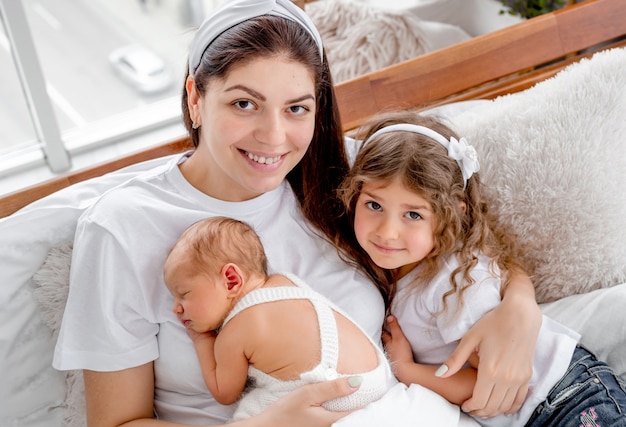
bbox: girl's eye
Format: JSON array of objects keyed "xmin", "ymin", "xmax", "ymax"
[
  {"xmin": 405, "ymin": 211, "xmax": 422, "ymax": 221},
  {"xmin": 234, "ymin": 100, "xmax": 255, "ymax": 111},
  {"xmin": 365, "ymin": 201, "xmax": 382, "ymax": 211},
  {"xmin": 288, "ymin": 105, "xmax": 309, "ymax": 115}
]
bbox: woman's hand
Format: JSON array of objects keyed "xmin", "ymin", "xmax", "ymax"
[
  {"xmin": 240, "ymin": 377, "xmax": 362, "ymax": 427},
  {"xmin": 85, "ymin": 366, "xmax": 361, "ymax": 427},
  {"xmin": 438, "ymin": 272, "xmax": 541, "ymax": 417}
]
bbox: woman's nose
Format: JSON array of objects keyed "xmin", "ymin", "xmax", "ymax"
[{"xmin": 255, "ymin": 111, "xmax": 286, "ymax": 146}]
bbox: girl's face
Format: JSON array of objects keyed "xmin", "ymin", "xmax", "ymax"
[
  {"xmin": 184, "ymin": 56, "xmax": 316, "ymax": 201},
  {"xmin": 354, "ymin": 178, "xmax": 436, "ymax": 278},
  {"xmin": 164, "ymin": 256, "xmax": 230, "ymax": 333}
]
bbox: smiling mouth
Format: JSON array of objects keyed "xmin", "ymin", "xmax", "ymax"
[
  {"xmin": 372, "ymin": 242, "xmax": 402, "ymax": 254},
  {"xmin": 243, "ymin": 150, "xmax": 282, "ymax": 165}
]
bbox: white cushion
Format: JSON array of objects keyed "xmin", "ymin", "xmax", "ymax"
[
  {"xmin": 0, "ymin": 156, "xmax": 173, "ymax": 427},
  {"xmin": 450, "ymin": 46, "xmax": 626, "ymax": 304}
]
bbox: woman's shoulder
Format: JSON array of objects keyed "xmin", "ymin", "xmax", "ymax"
[{"xmin": 79, "ymin": 154, "xmax": 191, "ymax": 224}]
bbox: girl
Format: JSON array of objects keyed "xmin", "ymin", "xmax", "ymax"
[{"xmin": 339, "ymin": 110, "xmax": 626, "ymax": 426}]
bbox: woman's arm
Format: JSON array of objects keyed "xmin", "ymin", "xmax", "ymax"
[
  {"xmin": 382, "ymin": 316, "xmax": 477, "ymax": 405},
  {"xmin": 83, "ymin": 364, "xmax": 361, "ymax": 427},
  {"xmin": 439, "ymin": 269, "xmax": 541, "ymax": 417},
  {"xmin": 84, "ymin": 363, "xmax": 156, "ymax": 427}
]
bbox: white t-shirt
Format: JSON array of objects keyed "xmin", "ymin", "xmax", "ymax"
[
  {"xmin": 391, "ymin": 253, "xmax": 580, "ymax": 427},
  {"xmin": 53, "ymin": 152, "xmax": 384, "ymax": 424}
]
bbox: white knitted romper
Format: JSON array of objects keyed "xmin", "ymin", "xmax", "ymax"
[{"xmin": 228, "ymin": 273, "xmax": 395, "ymax": 421}]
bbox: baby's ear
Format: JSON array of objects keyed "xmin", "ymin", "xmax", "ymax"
[{"xmin": 221, "ymin": 263, "xmax": 244, "ymax": 292}]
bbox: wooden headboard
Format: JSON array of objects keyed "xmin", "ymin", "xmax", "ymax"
[{"xmin": 1, "ymin": 0, "xmax": 625, "ymax": 218}]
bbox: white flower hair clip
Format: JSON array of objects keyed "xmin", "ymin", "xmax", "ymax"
[{"xmin": 362, "ymin": 123, "xmax": 480, "ymax": 189}]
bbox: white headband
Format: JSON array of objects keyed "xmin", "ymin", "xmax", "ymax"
[
  {"xmin": 363, "ymin": 124, "xmax": 480, "ymax": 189},
  {"xmin": 188, "ymin": 0, "xmax": 324, "ymax": 75}
]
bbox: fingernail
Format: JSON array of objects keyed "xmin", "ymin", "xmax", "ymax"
[
  {"xmin": 434, "ymin": 364, "xmax": 448, "ymax": 377},
  {"xmin": 386, "ymin": 315, "xmax": 394, "ymax": 323},
  {"xmin": 347, "ymin": 376, "xmax": 363, "ymax": 388}
]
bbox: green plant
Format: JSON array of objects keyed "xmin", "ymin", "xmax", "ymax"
[{"xmin": 499, "ymin": 0, "xmax": 566, "ymax": 19}]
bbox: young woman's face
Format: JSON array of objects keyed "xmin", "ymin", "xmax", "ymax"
[
  {"xmin": 185, "ymin": 57, "xmax": 316, "ymax": 201},
  {"xmin": 354, "ymin": 178, "xmax": 437, "ymax": 278}
]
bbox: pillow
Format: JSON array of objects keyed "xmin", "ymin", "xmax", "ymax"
[
  {"xmin": 448, "ymin": 47, "xmax": 626, "ymax": 303},
  {"xmin": 305, "ymin": 0, "xmax": 470, "ymax": 83},
  {"xmin": 0, "ymin": 155, "xmax": 175, "ymax": 427},
  {"xmin": 32, "ymin": 241, "xmax": 86, "ymax": 427}
]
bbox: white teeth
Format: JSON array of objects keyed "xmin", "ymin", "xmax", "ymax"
[{"xmin": 246, "ymin": 152, "xmax": 280, "ymax": 165}]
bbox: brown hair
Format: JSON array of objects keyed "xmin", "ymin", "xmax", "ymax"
[
  {"xmin": 337, "ymin": 111, "xmax": 525, "ymax": 311},
  {"xmin": 181, "ymin": 16, "xmax": 348, "ymax": 242},
  {"xmin": 170, "ymin": 217, "xmax": 268, "ymax": 279}
]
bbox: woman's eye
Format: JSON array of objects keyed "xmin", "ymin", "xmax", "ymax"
[
  {"xmin": 406, "ymin": 211, "xmax": 422, "ymax": 220},
  {"xmin": 288, "ymin": 105, "xmax": 309, "ymax": 115},
  {"xmin": 234, "ymin": 100, "xmax": 255, "ymax": 110},
  {"xmin": 365, "ymin": 201, "xmax": 382, "ymax": 211}
]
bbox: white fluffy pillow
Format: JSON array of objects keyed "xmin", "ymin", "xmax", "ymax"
[
  {"xmin": 306, "ymin": 0, "xmax": 469, "ymax": 83},
  {"xmin": 450, "ymin": 47, "xmax": 626, "ymax": 303},
  {"xmin": 32, "ymin": 241, "xmax": 86, "ymax": 427}
]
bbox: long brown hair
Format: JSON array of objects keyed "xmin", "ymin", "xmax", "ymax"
[
  {"xmin": 337, "ymin": 111, "xmax": 525, "ymax": 311},
  {"xmin": 181, "ymin": 16, "xmax": 349, "ymax": 242}
]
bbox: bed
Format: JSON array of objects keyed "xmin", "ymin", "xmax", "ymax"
[{"xmin": 2, "ymin": 0, "xmax": 626, "ymax": 425}]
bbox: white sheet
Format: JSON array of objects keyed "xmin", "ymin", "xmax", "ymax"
[{"xmin": 334, "ymin": 383, "xmax": 480, "ymax": 427}]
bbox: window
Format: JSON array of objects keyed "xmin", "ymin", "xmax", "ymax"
[
  {"xmin": 0, "ymin": 0, "xmax": 218, "ymax": 196},
  {"xmin": 0, "ymin": 15, "xmax": 39, "ymax": 158}
]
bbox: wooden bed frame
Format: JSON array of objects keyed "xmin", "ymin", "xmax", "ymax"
[{"xmin": 1, "ymin": 0, "xmax": 625, "ymax": 218}]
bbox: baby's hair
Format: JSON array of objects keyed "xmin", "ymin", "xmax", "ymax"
[
  {"xmin": 338, "ymin": 110, "xmax": 525, "ymax": 311},
  {"xmin": 171, "ymin": 217, "xmax": 268, "ymax": 279}
]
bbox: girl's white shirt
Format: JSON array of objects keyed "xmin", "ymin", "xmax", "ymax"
[
  {"xmin": 392, "ymin": 252, "xmax": 580, "ymax": 427},
  {"xmin": 53, "ymin": 152, "xmax": 384, "ymax": 424}
]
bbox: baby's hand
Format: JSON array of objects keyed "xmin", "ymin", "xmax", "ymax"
[
  {"xmin": 187, "ymin": 328, "xmax": 217, "ymax": 345},
  {"xmin": 381, "ymin": 315, "xmax": 414, "ymax": 365}
]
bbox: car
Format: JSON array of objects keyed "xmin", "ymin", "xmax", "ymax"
[{"xmin": 108, "ymin": 44, "xmax": 173, "ymax": 95}]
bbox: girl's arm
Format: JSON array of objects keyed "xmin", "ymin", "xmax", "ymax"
[
  {"xmin": 83, "ymin": 365, "xmax": 361, "ymax": 427},
  {"xmin": 188, "ymin": 329, "xmax": 249, "ymax": 405},
  {"xmin": 382, "ymin": 316, "xmax": 476, "ymax": 405},
  {"xmin": 439, "ymin": 269, "xmax": 541, "ymax": 417}
]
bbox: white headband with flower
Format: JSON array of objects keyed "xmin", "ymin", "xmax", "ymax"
[{"xmin": 362, "ymin": 123, "xmax": 480, "ymax": 189}]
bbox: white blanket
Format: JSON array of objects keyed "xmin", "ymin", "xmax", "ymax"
[{"xmin": 334, "ymin": 383, "xmax": 479, "ymax": 427}]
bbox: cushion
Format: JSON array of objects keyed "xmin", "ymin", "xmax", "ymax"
[
  {"xmin": 32, "ymin": 241, "xmax": 85, "ymax": 427},
  {"xmin": 0, "ymin": 155, "xmax": 174, "ymax": 427},
  {"xmin": 448, "ymin": 46, "xmax": 626, "ymax": 303},
  {"xmin": 306, "ymin": 0, "xmax": 470, "ymax": 83}
]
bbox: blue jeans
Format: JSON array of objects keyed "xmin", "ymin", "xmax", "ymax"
[{"xmin": 525, "ymin": 346, "xmax": 626, "ymax": 426}]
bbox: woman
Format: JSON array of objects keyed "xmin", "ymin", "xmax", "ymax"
[{"xmin": 53, "ymin": 0, "xmax": 541, "ymax": 425}]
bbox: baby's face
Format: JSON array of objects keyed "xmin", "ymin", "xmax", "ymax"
[{"xmin": 164, "ymin": 255, "xmax": 227, "ymax": 333}]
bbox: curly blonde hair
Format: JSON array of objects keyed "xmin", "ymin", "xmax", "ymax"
[{"xmin": 337, "ymin": 111, "xmax": 525, "ymax": 313}]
